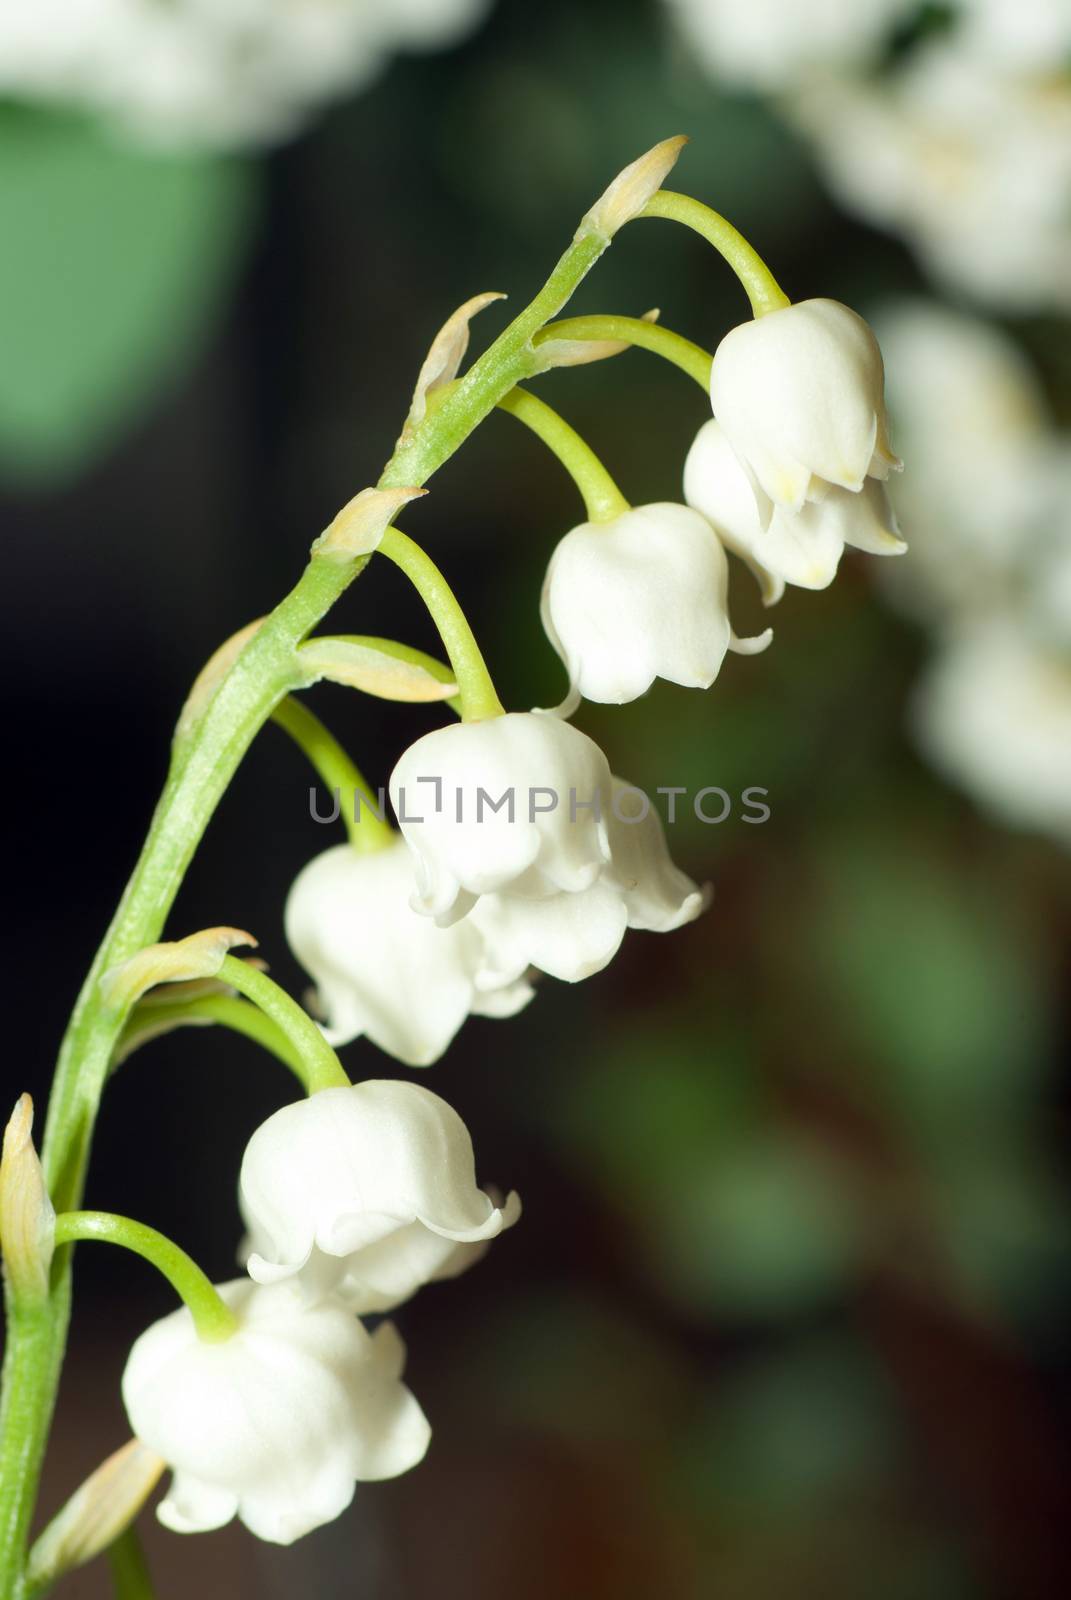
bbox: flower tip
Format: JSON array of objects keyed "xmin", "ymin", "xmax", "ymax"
[
  {"xmin": 0, "ymin": 1093, "xmax": 54, "ymax": 1303},
  {"xmin": 579, "ymin": 134, "xmax": 689, "ymax": 241},
  {"xmin": 729, "ymin": 627, "xmax": 774, "ymax": 657}
]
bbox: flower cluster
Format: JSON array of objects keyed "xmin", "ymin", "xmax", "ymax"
[
  {"xmin": 1, "ymin": 140, "xmax": 911, "ymax": 1584},
  {"xmin": 122, "ymin": 1080, "xmax": 517, "ymax": 1543}
]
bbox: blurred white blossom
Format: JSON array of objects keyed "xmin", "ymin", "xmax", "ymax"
[
  {"xmin": 880, "ymin": 299, "xmax": 1071, "ymax": 847},
  {"xmin": 663, "ymin": 0, "xmax": 911, "ymax": 90},
  {"xmin": 123, "ymin": 1278, "xmax": 429, "ymax": 1544},
  {"xmin": 0, "ymin": 0, "xmax": 490, "ymax": 148},
  {"xmin": 792, "ymin": 44, "xmax": 1071, "ymax": 312},
  {"xmin": 877, "ymin": 301, "xmax": 1070, "ymax": 620},
  {"xmin": 913, "ymin": 619, "xmax": 1071, "ymax": 846}
]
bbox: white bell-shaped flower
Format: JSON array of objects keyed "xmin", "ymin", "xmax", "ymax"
[
  {"xmin": 709, "ymin": 299, "xmax": 900, "ymax": 510},
  {"xmin": 469, "ymin": 777, "xmax": 708, "ymax": 984},
  {"xmin": 122, "ymin": 1278, "xmax": 429, "ymax": 1545},
  {"xmin": 240, "ymin": 1203, "xmax": 492, "ymax": 1315},
  {"xmin": 285, "ymin": 838, "xmax": 533, "ymax": 1067},
  {"xmin": 539, "ymin": 502, "xmax": 771, "ymax": 706},
  {"xmin": 240, "ymin": 1080, "xmax": 520, "ymax": 1287},
  {"xmin": 685, "ymin": 418, "xmax": 905, "ymax": 596},
  {"xmin": 389, "ymin": 711, "xmax": 613, "ymax": 925}
]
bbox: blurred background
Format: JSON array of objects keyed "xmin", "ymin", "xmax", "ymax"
[{"xmin": 1, "ymin": 0, "xmax": 1069, "ymax": 1595}]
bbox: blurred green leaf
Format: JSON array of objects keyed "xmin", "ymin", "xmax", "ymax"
[
  {"xmin": 555, "ymin": 1026, "xmax": 860, "ymax": 1319},
  {"xmin": 813, "ymin": 829, "xmax": 1052, "ymax": 1131},
  {"xmin": 0, "ymin": 108, "xmax": 258, "ymax": 485}
]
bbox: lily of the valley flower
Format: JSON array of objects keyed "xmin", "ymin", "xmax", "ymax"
[
  {"xmin": 684, "ymin": 418, "xmax": 905, "ymax": 598},
  {"xmin": 470, "ymin": 777, "xmax": 707, "ymax": 983},
  {"xmin": 122, "ymin": 1279, "xmax": 429, "ymax": 1545},
  {"xmin": 389, "ymin": 711, "xmax": 613, "ymax": 925},
  {"xmin": 240, "ymin": 1080, "xmax": 519, "ymax": 1290},
  {"xmin": 709, "ymin": 298, "xmax": 900, "ymax": 511},
  {"xmin": 286, "ymin": 837, "xmax": 533, "ymax": 1067},
  {"xmin": 539, "ymin": 502, "xmax": 771, "ymax": 706}
]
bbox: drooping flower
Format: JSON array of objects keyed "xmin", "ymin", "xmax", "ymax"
[
  {"xmin": 684, "ymin": 418, "xmax": 904, "ymax": 598},
  {"xmin": 539, "ymin": 502, "xmax": 771, "ymax": 706},
  {"xmin": 389, "ymin": 711, "xmax": 614, "ymax": 925},
  {"xmin": 709, "ymin": 298, "xmax": 900, "ymax": 511},
  {"xmin": 122, "ymin": 1278, "xmax": 429, "ymax": 1545},
  {"xmin": 285, "ymin": 837, "xmax": 533, "ymax": 1067},
  {"xmin": 469, "ymin": 777, "xmax": 708, "ymax": 983},
  {"xmin": 240, "ymin": 1080, "xmax": 519, "ymax": 1290}
]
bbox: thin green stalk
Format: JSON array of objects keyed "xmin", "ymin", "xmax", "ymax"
[
  {"xmin": 52, "ymin": 1215, "xmax": 236, "ymax": 1343},
  {"xmin": 377, "ymin": 529, "xmax": 504, "ymax": 721},
  {"xmin": 497, "ymin": 388, "xmax": 629, "ymax": 524},
  {"xmin": 534, "ymin": 314, "xmax": 713, "ymax": 390},
  {"xmin": 271, "ymin": 696, "xmax": 392, "ymax": 852},
  {"xmin": 107, "ymin": 1527, "xmax": 155, "ymax": 1600},
  {"xmin": 638, "ymin": 191, "xmax": 789, "ymax": 318},
  {"xmin": 118, "ymin": 994, "xmax": 308, "ymax": 1085},
  {"xmin": 216, "ymin": 957, "xmax": 348, "ymax": 1095}
]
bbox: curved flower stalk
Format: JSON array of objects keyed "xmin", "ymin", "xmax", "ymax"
[
  {"xmin": 0, "ymin": 133, "xmax": 908, "ymax": 1593},
  {"xmin": 122, "ymin": 1280, "xmax": 429, "ymax": 1543}
]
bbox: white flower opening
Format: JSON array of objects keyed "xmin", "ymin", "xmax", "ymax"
[
  {"xmin": 539, "ymin": 502, "xmax": 771, "ymax": 706},
  {"xmin": 684, "ymin": 418, "xmax": 904, "ymax": 598},
  {"xmin": 389, "ymin": 711, "xmax": 614, "ymax": 925},
  {"xmin": 240, "ymin": 1080, "xmax": 520, "ymax": 1289},
  {"xmin": 122, "ymin": 1279, "xmax": 430, "ymax": 1545},
  {"xmin": 709, "ymin": 298, "xmax": 900, "ymax": 512},
  {"xmin": 285, "ymin": 838, "xmax": 533, "ymax": 1067}
]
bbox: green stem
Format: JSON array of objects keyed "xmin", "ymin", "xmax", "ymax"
[
  {"xmin": 118, "ymin": 994, "xmax": 308, "ymax": 1085},
  {"xmin": 52, "ymin": 1214, "xmax": 237, "ymax": 1343},
  {"xmin": 380, "ymin": 227, "xmax": 610, "ymax": 489},
  {"xmin": 216, "ymin": 957, "xmax": 348, "ymax": 1096},
  {"xmin": 107, "ymin": 1526, "xmax": 155, "ymax": 1600},
  {"xmin": 377, "ymin": 529, "xmax": 504, "ymax": 721},
  {"xmin": 0, "ymin": 159, "xmax": 626, "ymax": 1599},
  {"xmin": 271, "ymin": 696, "xmax": 392, "ymax": 853},
  {"xmin": 638, "ymin": 191, "xmax": 789, "ymax": 318},
  {"xmin": 534, "ymin": 314, "xmax": 712, "ymax": 390},
  {"xmin": 497, "ymin": 388, "xmax": 629, "ymax": 524}
]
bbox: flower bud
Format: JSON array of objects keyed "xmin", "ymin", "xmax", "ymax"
[
  {"xmin": 0, "ymin": 1095, "xmax": 54, "ymax": 1304},
  {"xmin": 26, "ymin": 1440, "xmax": 164, "ymax": 1589}
]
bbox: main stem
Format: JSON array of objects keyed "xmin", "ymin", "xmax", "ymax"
[{"xmin": 0, "ymin": 216, "xmax": 614, "ymax": 1598}]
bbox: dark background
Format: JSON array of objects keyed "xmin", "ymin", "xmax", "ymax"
[{"xmin": 2, "ymin": 1, "xmax": 1069, "ymax": 1595}]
